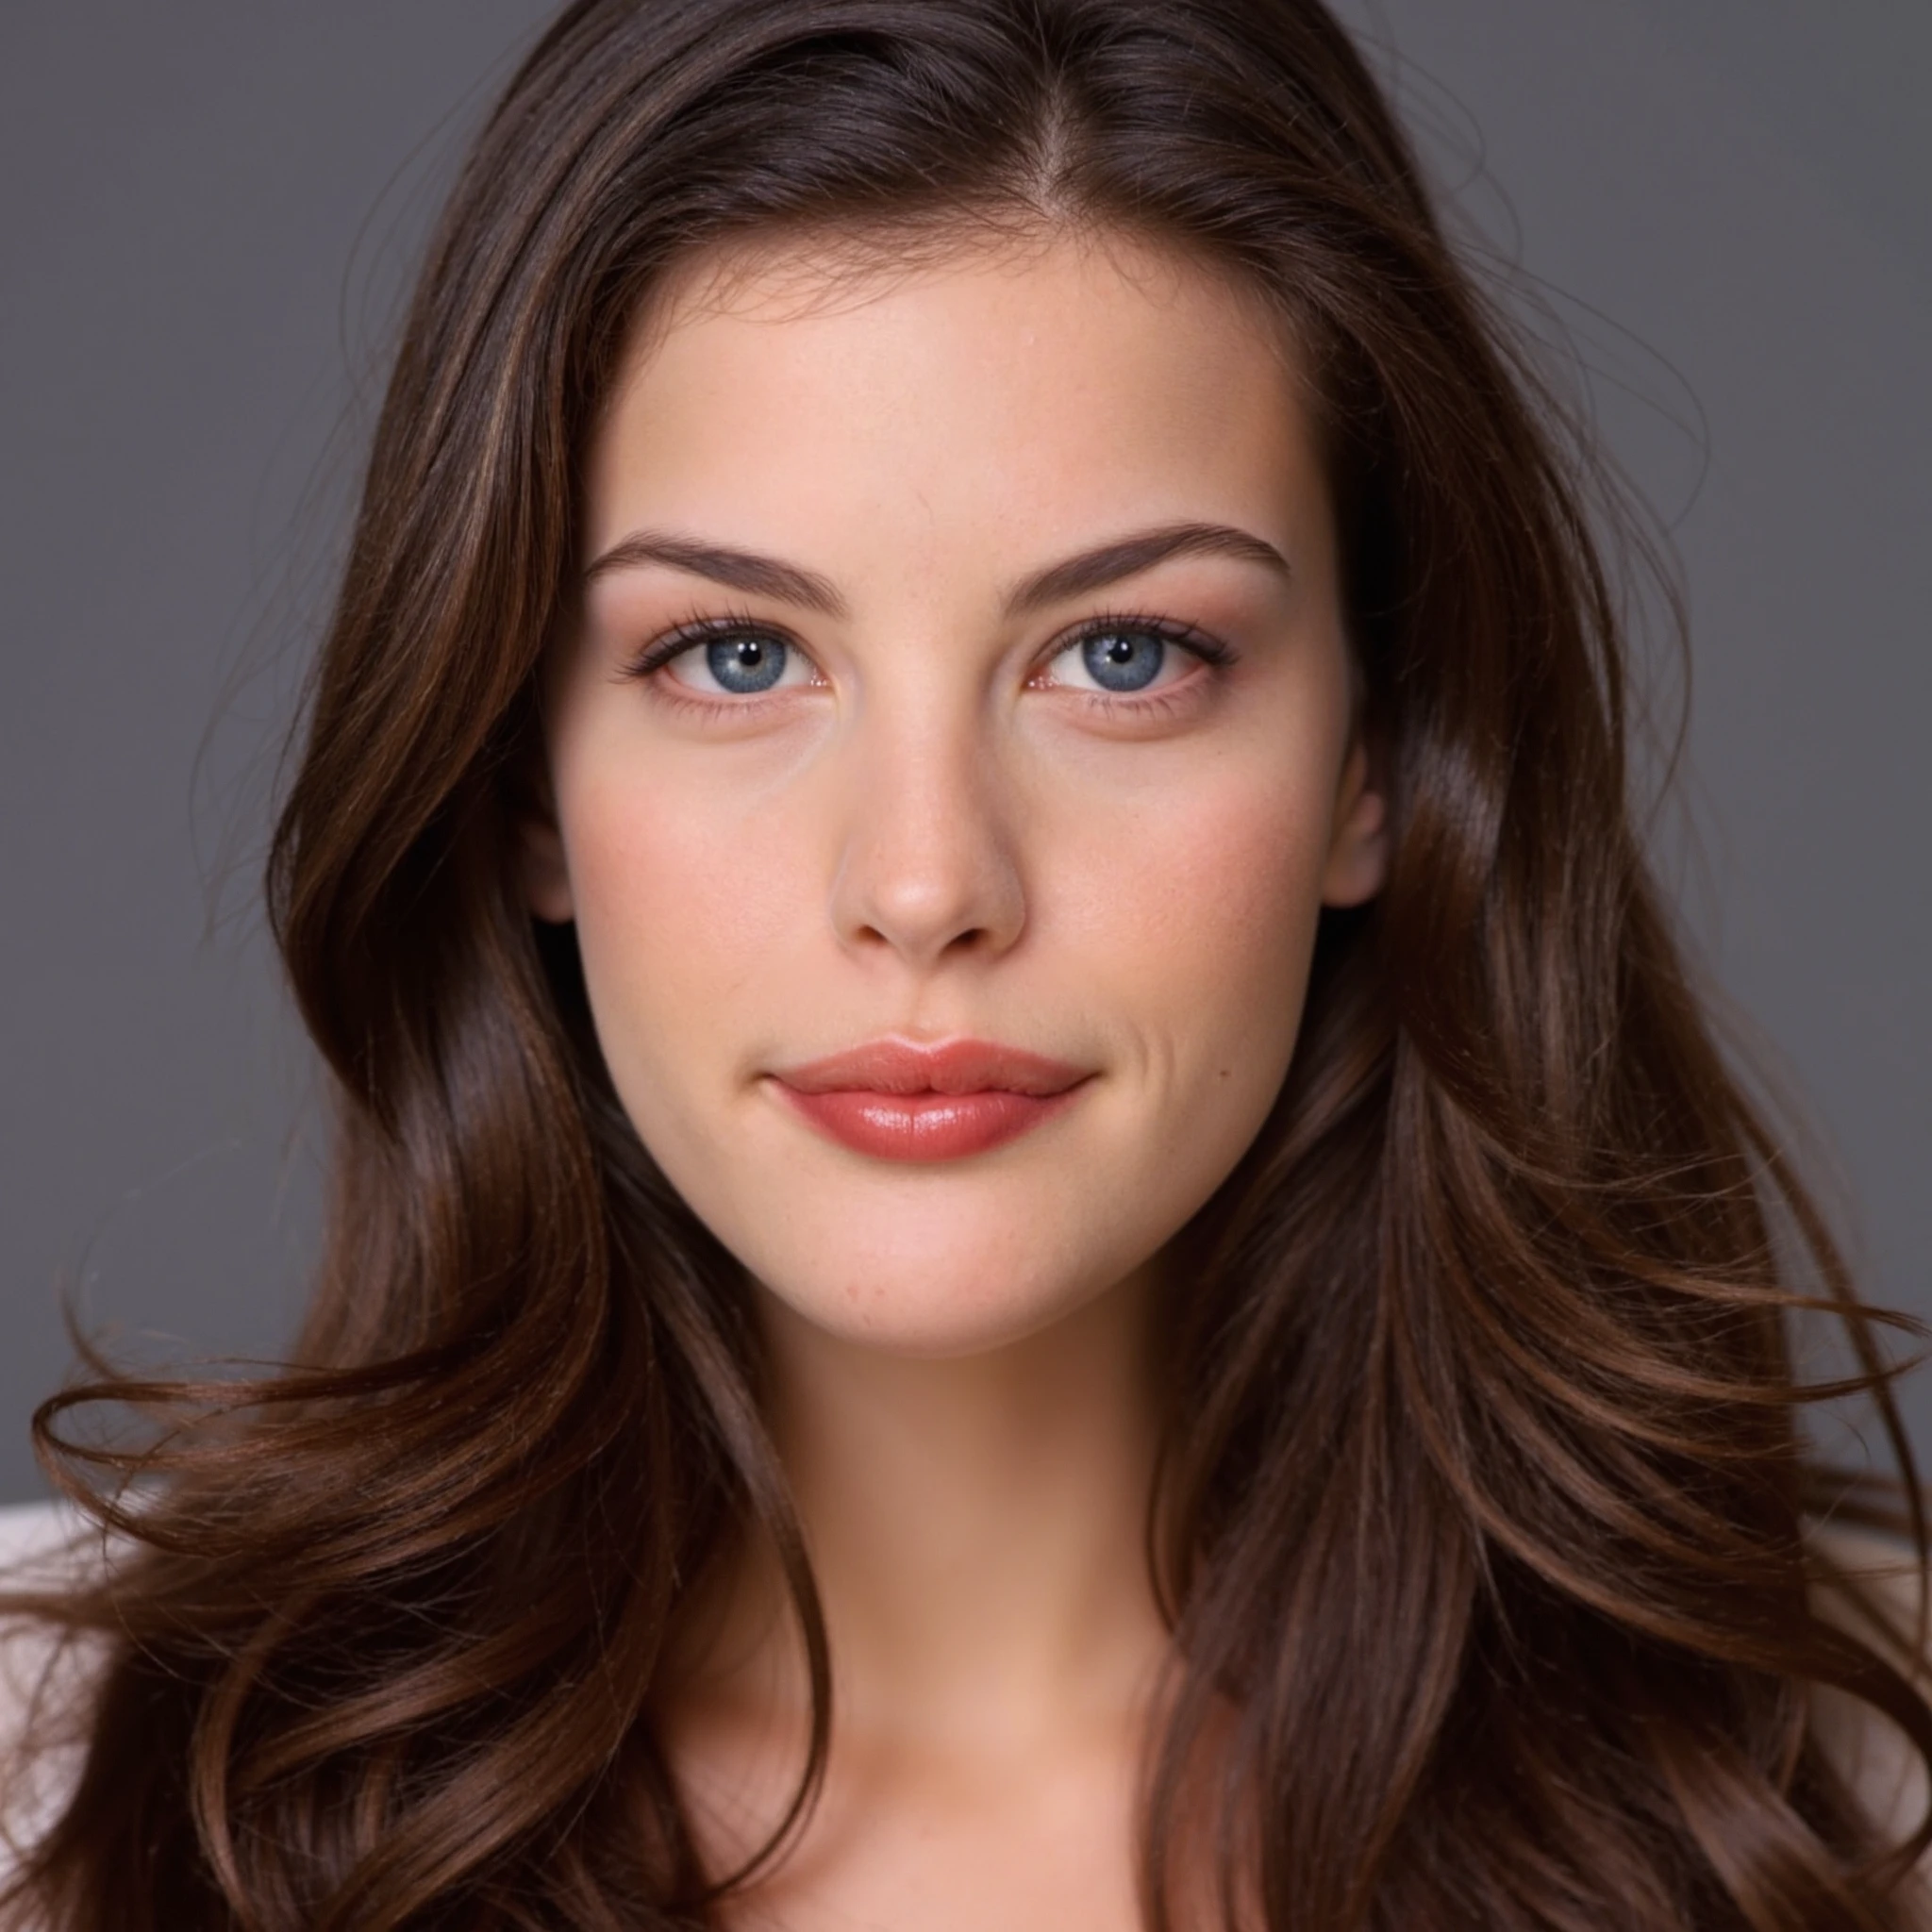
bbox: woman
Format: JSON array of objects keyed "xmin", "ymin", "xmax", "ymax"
[{"xmin": 2, "ymin": 0, "xmax": 1926, "ymax": 1924}]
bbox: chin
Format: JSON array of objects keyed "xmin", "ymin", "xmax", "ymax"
[
  {"xmin": 763, "ymin": 1273, "xmax": 1107, "ymax": 1359},
  {"xmin": 738, "ymin": 1209, "xmax": 1151, "ymax": 1361}
]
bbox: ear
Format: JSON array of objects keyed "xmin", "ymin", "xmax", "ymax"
[
  {"xmin": 1320, "ymin": 737, "xmax": 1391, "ymax": 908},
  {"xmin": 514, "ymin": 767, "xmax": 575, "ymax": 924}
]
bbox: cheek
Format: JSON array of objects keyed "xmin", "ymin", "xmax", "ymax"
[
  {"xmin": 552, "ymin": 754, "xmax": 815, "ymax": 1091},
  {"xmin": 1059, "ymin": 756, "xmax": 1331, "ymax": 1035},
  {"xmin": 1039, "ymin": 742, "xmax": 1339, "ymax": 1178}
]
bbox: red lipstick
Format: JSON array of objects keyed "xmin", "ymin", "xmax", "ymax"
[{"xmin": 769, "ymin": 1039, "xmax": 1091, "ymax": 1162}]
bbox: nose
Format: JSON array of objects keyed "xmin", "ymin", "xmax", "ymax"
[{"xmin": 827, "ymin": 706, "xmax": 1026, "ymax": 969}]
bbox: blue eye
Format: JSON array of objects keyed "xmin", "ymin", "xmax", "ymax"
[
  {"xmin": 643, "ymin": 624, "xmax": 818, "ymax": 697},
  {"xmin": 705, "ymin": 635, "xmax": 789, "ymax": 693},
  {"xmin": 1079, "ymin": 627, "xmax": 1168, "ymax": 692}
]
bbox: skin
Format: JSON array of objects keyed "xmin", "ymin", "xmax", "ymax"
[{"xmin": 525, "ymin": 226, "xmax": 1388, "ymax": 1929}]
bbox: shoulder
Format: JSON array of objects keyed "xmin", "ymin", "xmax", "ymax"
[
  {"xmin": 0, "ymin": 1499, "xmax": 108, "ymax": 1908},
  {"xmin": 0, "ymin": 1502, "xmax": 83, "ymax": 1578},
  {"xmin": 1808, "ymin": 1521, "xmax": 1932, "ymax": 1919}
]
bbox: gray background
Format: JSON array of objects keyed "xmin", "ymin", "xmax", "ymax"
[{"xmin": 1, "ymin": 2, "xmax": 1926, "ymax": 1502}]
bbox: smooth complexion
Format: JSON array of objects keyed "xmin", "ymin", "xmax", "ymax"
[{"xmin": 525, "ymin": 229, "xmax": 1388, "ymax": 1929}]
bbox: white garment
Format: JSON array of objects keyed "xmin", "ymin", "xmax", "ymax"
[
  {"xmin": 0, "ymin": 1498, "xmax": 102, "ymax": 1920},
  {"xmin": 1811, "ymin": 1526, "xmax": 1932, "ymax": 1857}
]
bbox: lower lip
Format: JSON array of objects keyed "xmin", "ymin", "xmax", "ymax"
[{"xmin": 773, "ymin": 1084, "xmax": 1085, "ymax": 1161}]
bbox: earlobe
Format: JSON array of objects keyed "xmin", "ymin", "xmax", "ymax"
[
  {"xmin": 518, "ymin": 812, "xmax": 575, "ymax": 924},
  {"xmin": 1320, "ymin": 741, "xmax": 1391, "ymax": 908}
]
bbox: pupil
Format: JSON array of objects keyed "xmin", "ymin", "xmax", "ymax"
[
  {"xmin": 1082, "ymin": 628, "xmax": 1165, "ymax": 693},
  {"xmin": 706, "ymin": 634, "xmax": 788, "ymax": 694}
]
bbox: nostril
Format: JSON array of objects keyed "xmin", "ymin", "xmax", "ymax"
[{"xmin": 853, "ymin": 917, "xmax": 994, "ymax": 956}]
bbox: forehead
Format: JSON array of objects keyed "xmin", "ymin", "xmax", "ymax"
[{"xmin": 582, "ymin": 225, "xmax": 1330, "ymax": 583}]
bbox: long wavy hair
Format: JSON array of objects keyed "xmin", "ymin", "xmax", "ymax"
[{"xmin": 6, "ymin": 1, "xmax": 1927, "ymax": 1925}]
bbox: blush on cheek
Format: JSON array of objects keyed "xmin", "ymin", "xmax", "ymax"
[
  {"xmin": 561, "ymin": 771, "xmax": 800, "ymax": 1062},
  {"xmin": 1095, "ymin": 770, "xmax": 1333, "ymax": 1000},
  {"xmin": 1109, "ymin": 774, "xmax": 1336, "ymax": 1187}
]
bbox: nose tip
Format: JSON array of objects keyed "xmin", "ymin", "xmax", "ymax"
[
  {"xmin": 843, "ymin": 872, "xmax": 1015, "ymax": 964},
  {"xmin": 829, "ymin": 749, "xmax": 1026, "ymax": 968}
]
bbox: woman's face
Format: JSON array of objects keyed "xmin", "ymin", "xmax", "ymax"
[{"xmin": 531, "ymin": 228, "xmax": 1387, "ymax": 1357}]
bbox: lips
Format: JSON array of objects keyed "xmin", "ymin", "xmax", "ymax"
[{"xmin": 768, "ymin": 1039, "xmax": 1091, "ymax": 1161}]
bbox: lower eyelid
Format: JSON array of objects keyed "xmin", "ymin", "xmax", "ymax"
[
  {"xmin": 1042, "ymin": 644, "xmax": 1208, "ymax": 693},
  {"xmin": 649, "ymin": 660, "xmax": 832, "ymax": 722},
  {"xmin": 659, "ymin": 637, "xmax": 824, "ymax": 693}
]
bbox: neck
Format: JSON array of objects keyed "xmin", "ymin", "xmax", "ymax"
[{"xmin": 692, "ymin": 1268, "xmax": 1172, "ymax": 1757}]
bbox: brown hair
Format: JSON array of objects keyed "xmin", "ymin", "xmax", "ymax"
[{"xmin": 7, "ymin": 1, "xmax": 1928, "ymax": 1925}]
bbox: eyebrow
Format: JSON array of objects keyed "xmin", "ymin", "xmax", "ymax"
[
  {"xmin": 582, "ymin": 529, "xmax": 848, "ymax": 616},
  {"xmin": 580, "ymin": 519, "xmax": 1291, "ymax": 619},
  {"xmin": 1005, "ymin": 521, "xmax": 1291, "ymax": 614}
]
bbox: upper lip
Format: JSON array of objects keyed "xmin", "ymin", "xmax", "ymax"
[{"xmin": 772, "ymin": 1038, "xmax": 1091, "ymax": 1097}]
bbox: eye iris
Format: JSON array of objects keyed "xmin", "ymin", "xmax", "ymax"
[
  {"xmin": 1081, "ymin": 628, "xmax": 1165, "ymax": 693},
  {"xmin": 705, "ymin": 635, "xmax": 787, "ymax": 694}
]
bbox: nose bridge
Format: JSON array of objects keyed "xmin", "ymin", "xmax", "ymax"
[{"xmin": 829, "ymin": 672, "xmax": 1024, "ymax": 966}]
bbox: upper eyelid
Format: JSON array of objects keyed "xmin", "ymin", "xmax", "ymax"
[
  {"xmin": 1036, "ymin": 612, "xmax": 1235, "ymax": 677},
  {"xmin": 622, "ymin": 608, "xmax": 809, "ymax": 680}
]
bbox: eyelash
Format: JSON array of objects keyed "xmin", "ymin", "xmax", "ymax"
[
  {"xmin": 622, "ymin": 607, "xmax": 776, "ymax": 681},
  {"xmin": 619, "ymin": 606, "xmax": 1239, "ymax": 716},
  {"xmin": 1044, "ymin": 608, "xmax": 1238, "ymax": 720}
]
